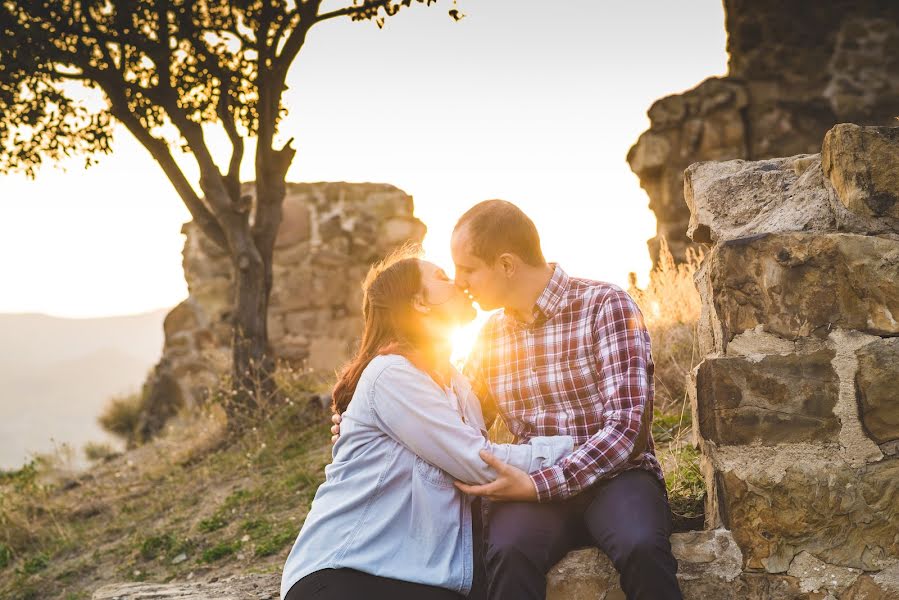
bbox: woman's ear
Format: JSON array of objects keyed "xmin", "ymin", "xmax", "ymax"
[{"xmin": 411, "ymin": 293, "xmax": 431, "ymax": 315}]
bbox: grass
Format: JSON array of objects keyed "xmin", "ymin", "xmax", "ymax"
[
  {"xmin": 0, "ymin": 365, "xmax": 333, "ymax": 599},
  {"xmin": 629, "ymin": 238, "xmax": 705, "ymax": 530}
]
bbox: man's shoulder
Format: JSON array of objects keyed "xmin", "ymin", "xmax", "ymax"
[{"xmin": 565, "ymin": 277, "xmax": 634, "ymax": 310}]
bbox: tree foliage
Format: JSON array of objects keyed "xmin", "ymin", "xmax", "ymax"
[{"xmin": 0, "ymin": 0, "xmax": 460, "ymax": 418}]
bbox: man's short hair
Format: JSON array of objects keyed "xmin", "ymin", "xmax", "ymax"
[{"xmin": 454, "ymin": 200, "xmax": 546, "ymax": 267}]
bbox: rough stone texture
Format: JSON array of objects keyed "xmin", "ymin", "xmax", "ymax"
[
  {"xmin": 855, "ymin": 338, "xmax": 899, "ymax": 445},
  {"xmin": 628, "ymin": 0, "xmax": 899, "ymax": 266},
  {"xmin": 823, "ymin": 124, "xmax": 899, "ymax": 227},
  {"xmin": 689, "ymin": 123, "xmax": 899, "ymax": 596},
  {"xmin": 683, "ymin": 151, "xmax": 899, "ymax": 245},
  {"xmin": 92, "ymin": 573, "xmax": 280, "ymax": 599},
  {"xmin": 95, "ymin": 531, "xmax": 812, "ymax": 600},
  {"xmin": 711, "ymin": 445, "xmax": 899, "ymax": 573},
  {"xmin": 701, "ymin": 232, "xmax": 899, "ymax": 346},
  {"xmin": 91, "ymin": 532, "xmax": 899, "ymax": 599},
  {"xmin": 153, "ymin": 182, "xmax": 426, "ymax": 407},
  {"xmin": 694, "ymin": 350, "xmax": 840, "ymax": 446}
]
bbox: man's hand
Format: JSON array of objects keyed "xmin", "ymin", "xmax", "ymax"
[
  {"xmin": 330, "ymin": 413, "xmax": 341, "ymax": 444},
  {"xmin": 454, "ymin": 450, "xmax": 539, "ymax": 502}
]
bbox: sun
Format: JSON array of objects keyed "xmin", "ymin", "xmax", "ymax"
[{"xmin": 450, "ymin": 308, "xmax": 493, "ymax": 368}]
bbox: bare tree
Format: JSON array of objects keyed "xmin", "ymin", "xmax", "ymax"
[{"xmin": 0, "ymin": 0, "xmax": 460, "ymax": 419}]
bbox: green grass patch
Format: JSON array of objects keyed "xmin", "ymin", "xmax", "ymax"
[
  {"xmin": 200, "ymin": 541, "xmax": 241, "ymax": 563},
  {"xmin": 20, "ymin": 552, "xmax": 49, "ymax": 575},
  {"xmin": 139, "ymin": 533, "xmax": 175, "ymax": 560},
  {"xmin": 0, "ymin": 543, "xmax": 11, "ymax": 569},
  {"xmin": 240, "ymin": 518, "xmax": 272, "ymax": 538},
  {"xmin": 197, "ymin": 514, "xmax": 228, "ymax": 533},
  {"xmin": 254, "ymin": 528, "xmax": 296, "ymax": 558}
]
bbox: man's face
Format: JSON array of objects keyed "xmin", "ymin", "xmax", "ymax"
[{"xmin": 450, "ymin": 227, "xmax": 507, "ymax": 311}]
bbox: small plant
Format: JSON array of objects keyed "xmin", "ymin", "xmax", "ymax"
[
  {"xmin": 0, "ymin": 543, "xmax": 11, "ymax": 569},
  {"xmin": 139, "ymin": 534, "xmax": 175, "ymax": 561},
  {"xmin": 98, "ymin": 393, "xmax": 143, "ymax": 444},
  {"xmin": 20, "ymin": 552, "xmax": 49, "ymax": 575},
  {"xmin": 254, "ymin": 529, "xmax": 295, "ymax": 558},
  {"xmin": 197, "ymin": 514, "xmax": 228, "ymax": 533},
  {"xmin": 239, "ymin": 519, "xmax": 272, "ymax": 538},
  {"xmin": 83, "ymin": 442, "xmax": 120, "ymax": 462},
  {"xmin": 200, "ymin": 541, "xmax": 240, "ymax": 563}
]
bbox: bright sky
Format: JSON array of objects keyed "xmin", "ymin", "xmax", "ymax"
[{"xmin": 0, "ymin": 0, "xmax": 727, "ymax": 319}]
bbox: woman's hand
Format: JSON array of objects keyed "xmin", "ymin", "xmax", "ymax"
[{"xmin": 330, "ymin": 413, "xmax": 341, "ymax": 444}]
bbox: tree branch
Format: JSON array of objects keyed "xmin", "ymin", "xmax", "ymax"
[{"xmin": 105, "ymin": 84, "xmax": 227, "ymax": 250}]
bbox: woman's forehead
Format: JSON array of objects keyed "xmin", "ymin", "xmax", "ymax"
[{"xmin": 419, "ymin": 260, "xmax": 447, "ymax": 277}]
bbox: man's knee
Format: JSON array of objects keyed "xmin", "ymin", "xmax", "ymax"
[
  {"xmin": 486, "ymin": 507, "xmax": 569, "ymax": 572},
  {"xmin": 613, "ymin": 529, "xmax": 673, "ymax": 571}
]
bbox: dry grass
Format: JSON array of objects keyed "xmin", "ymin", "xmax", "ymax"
[
  {"xmin": 629, "ymin": 238, "xmax": 705, "ymax": 530},
  {"xmin": 0, "ymin": 365, "xmax": 335, "ymax": 600}
]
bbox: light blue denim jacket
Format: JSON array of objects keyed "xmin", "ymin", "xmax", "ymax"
[{"xmin": 280, "ymin": 354, "xmax": 574, "ymax": 597}]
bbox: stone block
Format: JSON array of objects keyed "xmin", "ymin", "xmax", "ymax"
[
  {"xmin": 823, "ymin": 124, "xmax": 899, "ymax": 229},
  {"xmin": 684, "ymin": 155, "xmax": 838, "ymax": 244},
  {"xmin": 709, "ymin": 445, "xmax": 899, "ymax": 572},
  {"xmin": 703, "ymin": 232, "xmax": 899, "ymax": 343},
  {"xmin": 695, "ymin": 350, "xmax": 840, "ymax": 445},
  {"xmin": 856, "ymin": 338, "xmax": 899, "ymax": 445}
]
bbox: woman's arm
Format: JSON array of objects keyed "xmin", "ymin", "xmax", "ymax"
[{"xmin": 367, "ymin": 358, "xmax": 574, "ymax": 485}]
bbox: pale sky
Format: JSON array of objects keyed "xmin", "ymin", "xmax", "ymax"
[{"xmin": 0, "ymin": 0, "xmax": 727, "ymax": 319}]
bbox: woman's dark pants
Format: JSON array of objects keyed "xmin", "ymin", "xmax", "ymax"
[{"xmin": 285, "ymin": 568, "xmax": 466, "ymax": 600}]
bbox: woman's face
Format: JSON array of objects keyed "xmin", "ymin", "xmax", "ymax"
[{"xmin": 417, "ymin": 260, "xmax": 477, "ymax": 327}]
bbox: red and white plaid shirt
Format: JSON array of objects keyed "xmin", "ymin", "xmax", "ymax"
[{"xmin": 465, "ymin": 264, "xmax": 664, "ymax": 502}]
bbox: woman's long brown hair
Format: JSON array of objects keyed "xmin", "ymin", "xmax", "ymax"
[{"xmin": 331, "ymin": 246, "xmax": 430, "ymax": 414}]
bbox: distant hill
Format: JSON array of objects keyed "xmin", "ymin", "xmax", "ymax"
[{"xmin": 0, "ymin": 308, "xmax": 170, "ymax": 470}]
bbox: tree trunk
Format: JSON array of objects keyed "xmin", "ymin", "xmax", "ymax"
[{"xmin": 229, "ymin": 228, "xmax": 273, "ymax": 418}]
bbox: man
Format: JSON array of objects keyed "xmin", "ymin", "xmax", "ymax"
[{"xmin": 334, "ymin": 200, "xmax": 682, "ymax": 600}]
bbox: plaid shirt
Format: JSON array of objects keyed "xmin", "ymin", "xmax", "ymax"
[{"xmin": 464, "ymin": 264, "xmax": 664, "ymax": 502}]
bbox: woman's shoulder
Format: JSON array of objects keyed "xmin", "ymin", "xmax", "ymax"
[{"xmin": 361, "ymin": 353, "xmax": 421, "ymax": 385}]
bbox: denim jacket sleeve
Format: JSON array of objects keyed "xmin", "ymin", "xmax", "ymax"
[{"xmin": 368, "ymin": 358, "xmax": 574, "ymax": 485}]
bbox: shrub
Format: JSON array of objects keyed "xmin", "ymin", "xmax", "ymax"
[
  {"xmin": 83, "ymin": 442, "xmax": 119, "ymax": 462},
  {"xmin": 97, "ymin": 393, "xmax": 143, "ymax": 445}
]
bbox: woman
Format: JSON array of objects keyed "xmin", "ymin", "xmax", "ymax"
[{"xmin": 280, "ymin": 248, "xmax": 574, "ymax": 600}]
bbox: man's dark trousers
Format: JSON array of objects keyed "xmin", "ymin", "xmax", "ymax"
[{"xmin": 483, "ymin": 469, "xmax": 682, "ymax": 600}]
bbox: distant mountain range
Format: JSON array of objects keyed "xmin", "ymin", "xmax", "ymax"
[{"xmin": 0, "ymin": 308, "xmax": 170, "ymax": 470}]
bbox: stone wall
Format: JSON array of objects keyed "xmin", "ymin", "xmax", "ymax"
[
  {"xmin": 627, "ymin": 0, "xmax": 899, "ymax": 266},
  {"xmin": 684, "ymin": 123, "xmax": 899, "ymax": 599},
  {"xmin": 154, "ymin": 182, "xmax": 425, "ymax": 409}
]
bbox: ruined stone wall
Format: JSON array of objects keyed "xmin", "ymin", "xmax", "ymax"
[
  {"xmin": 155, "ymin": 182, "xmax": 425, "ymax": 408},
  {"xmin": 628, "ymin": 0, "xmax": 899, "ymax": 266},
  {"xmin": 683, "ymin": 123, "xmax": 899, "ymax": 599}
]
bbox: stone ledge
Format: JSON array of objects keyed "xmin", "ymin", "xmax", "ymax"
[{"xmin": 92, "ymin": 530, "xmax": 745, "ymax": 600}]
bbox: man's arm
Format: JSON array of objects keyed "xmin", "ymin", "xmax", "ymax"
[{"xmin": 528, "ymin": 290, "xmax": 652, "ymax": 502}]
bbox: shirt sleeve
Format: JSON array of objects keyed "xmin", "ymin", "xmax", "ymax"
[
  {"xmin": 529, "ymin": 290, "xmax": 653, "ymax": 502},
  {"xmin": 368, "ymin": 359, "xmax": 574, "ymax": 485}
]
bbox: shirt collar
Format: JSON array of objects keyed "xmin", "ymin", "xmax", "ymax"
[{"xmin": 532, "ymin": 263, "xmax": 570, "ymax": 321}]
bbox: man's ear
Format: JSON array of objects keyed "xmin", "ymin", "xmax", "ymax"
[{"xmin": 498, "ymin": 253, "xmax": 517, "ymax": 278}]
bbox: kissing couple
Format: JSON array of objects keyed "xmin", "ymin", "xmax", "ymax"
[{"xmin": 279, "ymin": 200, "xmax": 683, "ymax": 600}]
